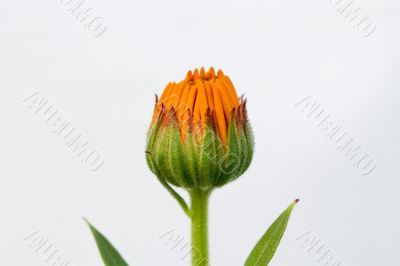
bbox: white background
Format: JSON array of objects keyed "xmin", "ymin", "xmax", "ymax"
[{"xmin": 1, "ymin": 0, "xmax": 399, "ymax": 265}]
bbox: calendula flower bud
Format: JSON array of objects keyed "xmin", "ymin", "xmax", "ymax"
[{"xmin": 146, "ymin": 67, "xmax": 254, "ymax": 190}]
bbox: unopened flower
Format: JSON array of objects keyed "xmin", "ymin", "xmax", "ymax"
[
  {"xmin": 88, "ymin": 68, "xmax": 296, "ymax": 266},
  {"xmin": 146, "ymin": 67, "xmax": 254, "ymax": 190}
]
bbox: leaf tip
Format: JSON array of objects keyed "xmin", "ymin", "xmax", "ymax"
[
  {"xmin": 294, "ymin": 199, "xmax": 300, "ymax": 204},
  {"xmin": 83, "ymin": 217, "xmax": 91, "ymax": 227}
]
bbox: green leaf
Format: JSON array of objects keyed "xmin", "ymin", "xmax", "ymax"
[
  {"xmin": 85, "ymin": 219, "xmax": 129, "ymax": 266},
  {"xmin": 245, "ymin": 199, "xmax": 299, "ymax": 266}
]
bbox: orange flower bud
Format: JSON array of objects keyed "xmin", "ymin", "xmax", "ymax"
[{"xmin": 146, "ymin": 67, "xmax": 253, "ymax": 189}]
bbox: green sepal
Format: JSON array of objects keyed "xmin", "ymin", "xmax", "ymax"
[
  {"xmin": 146, "ymin": 151, "xmax": 191, "ymax": 217},
  {"xmin": 186, "ymin": 131, "xmax": 200, "ymax": 187},
  {"xmin": 242, "ymin": 121, "xmax": 254, "ymax": 173},
  {"xmin": 154, "ymin": 122, "xmax": 181, "ymax": 187},
  {"xmin": 168, "ymin": 116, "xmax": 193, "ymax": 188},
  {"xmin": 198, "ymin": 123, "xmax": 218, "ymax": 189},
  {"xmin": 225, "ymin": 113, "xmax": 241, "ymax": 182},
  {"xmin": 236, "ymin": 124, "xmax": 249, "ymax": 177},
  {"xmin": 146, "ymin": 115, "xmax": 163, "ymax": 174},
  {"xmin": 212, "ymin": 134, "xmax": 226, "ymax": 186}
]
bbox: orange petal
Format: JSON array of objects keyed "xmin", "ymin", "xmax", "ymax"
[
  {"xmin": 193, "ymin": 68, "xmax": 199, "ymax": 80},
  {"xmin": 176, "ymin": 84, "xmax": 191, "ymax": 123},
  {"xmin": 169, "ymin": 81, "xmax": 185, "ymax": 108},
  {"xmin": 208, "ymin": 67, "xmax": 216, "ymax": 78},
  {"xmin": 185, "ymin": 83, "xmax": 198, "ymax": 111},
  {"xmin": 204, "ymin": 81, "xmax": 215, "ymax": 111},
  {"xmin": 205, "ymin": 71, "xmax": 211, "ymax": 80},
  {"xmin": 194, "ymin": 81, "xmax": 209, "ymax": 130},
  {"xmin": 181, "ymin": 84, "xmax": 198, "ymax": 139},
  {"xmin": 200, "ymin": 67, "xmax": 205, "ymax": 78},
  {"xmin": 215, "ymin": 79, "xmax": 234, "ymax": 121},
  {"xmin": 210, "ymin": 79, "xmax": 227, "ymax": 144},
  {"xmin": 158, "ymin": 82, "xmax": 173, "ymax": 105},
  {"xmin": 162, "ymin": 82, "xmax": 177, "ymax": 108},
  {"xmin": 221, "ymin": 76, "xmax": 239, "ymax": 107},
  {"xmin": 184, "ymin": 70, "xmax": 192, "ymax": 83}
]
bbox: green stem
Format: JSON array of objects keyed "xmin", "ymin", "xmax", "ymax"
[{"xmin": 190, "ymin": 189, "xmax": 211, "ymax": 266}]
